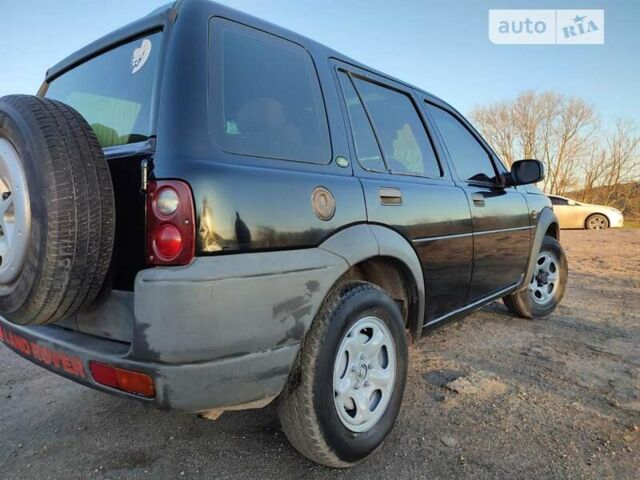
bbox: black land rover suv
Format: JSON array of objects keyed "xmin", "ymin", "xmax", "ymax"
[{"xmin": 0, "ymin": 0, "xmax": 567, "ymax": 467}]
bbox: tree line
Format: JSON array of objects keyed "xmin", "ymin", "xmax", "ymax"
[{"xmin": 471, "ymin": 91, "xmax": 640, "ymax": 211}]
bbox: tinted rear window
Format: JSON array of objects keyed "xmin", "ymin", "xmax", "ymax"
[
  {"xmin": 209, "ymin": 18, "xmax": 331, "ymax": 164},
  {"xmin": 352, "ymin": 77, "xmax": 441, "ymax": 177},
  {"xmin": 45, "ymin": 32, "xmax": 161, "ymax": 148},
  {"xmin": 337, "ymin": 72, "xmax": 385, "ymax": 172}
]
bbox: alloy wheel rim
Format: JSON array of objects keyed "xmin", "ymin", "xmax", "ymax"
[
  {"xmin": 529, "ymin": 251, "xmax": 560, "ymax": 306},
  {"xmin": 0, "ymin": 138, "xmax": 31, "ymax": 284},
  {"xmin": 588, "ymin": 215, "xmax": 607, "ymax": 230},
  {"xmin": 332, "ymin": 315, "xmax": 396, "ymax": 433}
]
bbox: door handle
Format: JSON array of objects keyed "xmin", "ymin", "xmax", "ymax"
[
  {"xmin": 379, "ymin": 187, "xmax": 403, "ymax": 206},
  {"xmin": 472, "ymin": 192, "xmax": 485, "ymax": 207}
]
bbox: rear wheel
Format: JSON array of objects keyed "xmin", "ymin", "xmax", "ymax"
[
  {"xmin": 278, "ymin": 281, "xmax": 408, "ymax": 467},
  {"xmin": 503, "ymin": 235, "xmax": 567, "ymax": 318},
  {"xmin": 0, "ymin": 95, "xmax": 115, "ymax": 325},
  {"xmin": 585, "ymin": 213, "xmax": 608, "ymax": 230}
]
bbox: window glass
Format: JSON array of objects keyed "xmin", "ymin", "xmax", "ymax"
[
  {"xmin": 337, "ymin": 72, "xmax": 385, "ymax": 171},
  {"xmin": 352, "ymin": 78, "xmax": 441, "ymax": 177},
  {"xmin": 46, "ymin": 33, "xmax": 161, "ymax": 148},
  {"xmin": 550, "ymin": 196, "xmax": 569, "ymax": 205},
  {"xmin": 426, "ymin": 104, "xmax": 497, "ymax": 183},
  {"xmin": 210, "ymin": 19, "xmax": 330, "ymax": 164}
]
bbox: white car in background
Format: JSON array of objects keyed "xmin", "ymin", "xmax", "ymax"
[{"xmin": 548, "ymin": 195, "xmax": 624, "ymax": 230}]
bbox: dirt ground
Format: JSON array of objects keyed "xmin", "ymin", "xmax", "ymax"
[{"xmin": 0, "ymin": 229, "xmax": 638, "ymax": 479}]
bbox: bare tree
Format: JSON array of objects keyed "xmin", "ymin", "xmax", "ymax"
[
  {"xmin": 471, "ymin": 91, "xmax": 598, "ymax": 196},
  {"xmin": 600, "ymin": 120, "xmax": 640, "ymax": 202},
  {"xmin": 473, "ymin": 93, "xmax": 640, "ymax": 218},
  {"xmin": 472, "ymin": 100, "xmax": 516, "ymax": 165}
]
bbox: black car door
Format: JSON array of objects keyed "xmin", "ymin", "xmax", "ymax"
[
  {"xmin": 423, "ymin": 101, "xmax": 531, "ymax": 302},
  {"xmin": 331, "ymin": 60, "xmax": 473, "ymax": 324}
]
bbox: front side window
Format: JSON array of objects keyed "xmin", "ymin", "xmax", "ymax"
[
  {"xmin": 46, "ymin": 32, "xmax": 162, "ymax": 148},
  {"xmin": 352, "ymin": 77, "xmax": 441, "ymax": 177},
  {"xmin": 210, "ymin": 18, "xmax": 330, "ymax": 164},
  {"xmin": 426, "ymin": 104, "xmax": 498, "ymax": 184}
]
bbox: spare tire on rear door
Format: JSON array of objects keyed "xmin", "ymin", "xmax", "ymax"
[{"xmin": 0, "ymin": 94, "xmax": 115, "ymax": 325}]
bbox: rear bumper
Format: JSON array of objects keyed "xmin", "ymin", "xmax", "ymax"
[
  {"xmin": 0, "ymin": 318, "xmax": 298, "ymax": 412},
  {"xmin": 0, "ymin": 248, "xmax": 348, "ymax": 412}
]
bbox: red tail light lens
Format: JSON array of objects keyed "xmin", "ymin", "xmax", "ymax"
[
  {"xmin": 154, "ymin": 224, "xmax": 182, "ymax": 258},
  {"xmin": 89, "ymin": 361, "xmax": 155, "ymax": 398},
  {"xmin": 147, "ymin": 180, "xmax": 195, "ymax": 266}
]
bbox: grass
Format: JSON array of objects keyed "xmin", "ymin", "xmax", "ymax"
[{"xmin": 622, "ymin": 220, "xmax": 640, "ymax": 229}]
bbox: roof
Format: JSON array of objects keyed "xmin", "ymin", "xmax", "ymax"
[{"xmin": 44, "ymin": 0, "xmax": 451, "ymax": 108}]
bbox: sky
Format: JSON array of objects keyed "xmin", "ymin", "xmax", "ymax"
[{"xmin": 0, "ymin": 0, "xmax": 638, "ymax": 127}]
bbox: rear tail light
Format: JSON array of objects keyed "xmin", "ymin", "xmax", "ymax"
[
  {"xmin": 146, "ymin": 180, "xmax": 195, "ymax": 266},
  {"xmin": 153, "ymin": 224, "xmax": 182, "ymax": 258},
  {"xmin": 156, "ymin": 187, "xmax": 180, "ymax": 215},
  {"xmin": 89, "ymin": 361, "xmax": 155, "ymax": 398}
]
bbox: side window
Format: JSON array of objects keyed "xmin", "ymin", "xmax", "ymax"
[
  {"xmin": 336, "ymin": 72, "xmax": 385, "ymax": 171},
  {"xmin": 426, "ymin": 104, "xmax": 498, "ymax": 184},
  {"xmin": 210, "ymin": 18, "xmax": 330, "ymax": 164},
  {"xmin": 550, "ymin": 196, "xmax": 569, "ymax": 206},
  {"xmin": 351, "ymin": 77, "xmax": 441, "ymax": 177}
]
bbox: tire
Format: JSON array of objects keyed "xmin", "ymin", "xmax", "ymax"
[
  {"xmin": 278, "ymin": 281, "xmax": 408, "ymax": 467},
  {"xmin": 585, "ymin": 213, "xmax": 608, "ymax": 230},
  {"xmin": 0, "ymin": 95, "xmax": 115, "ymax": 325},
  {"xmin": 503, "ymin": 235, "xmax": 567, "ymax": 318}
]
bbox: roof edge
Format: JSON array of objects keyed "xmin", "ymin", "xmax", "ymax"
[{"xmin": 45, "ymin": 3, "xmax": 177, "ymax": 83}]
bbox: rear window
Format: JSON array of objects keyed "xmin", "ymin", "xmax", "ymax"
[
  {"xmin": 209, "ymin": 18, "xmax": 331, "ymax": 164},
  {"xmin": 351, "ymin": 77, "xmax": 441, "ymax": 178},
  {"xmin": 45, "ymin": 32, "xmax": 161, "ymax": 148}
]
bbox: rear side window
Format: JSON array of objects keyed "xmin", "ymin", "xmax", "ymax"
[
  {"xmin": 210, "ymin": 18, "xmax": 330, "ymax": 164},
  {"xmin": 351, "ymin": 77, "xmax": 441, "ymax": 177},
  {"xmin": 337, "ymin": 72, "xmax": 385, "ymax": 172},
  {"xmin": 426, "ymin": 104, "xmax": 498, "ymax": 184},
  {"xmin": 45, "ymin": 32, "xmax": 161, "ymax": 148}
]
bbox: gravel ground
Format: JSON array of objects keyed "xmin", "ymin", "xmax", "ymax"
[{"xmin": 0, "ymin": 229, "xmax": 638, "ymax": 479}]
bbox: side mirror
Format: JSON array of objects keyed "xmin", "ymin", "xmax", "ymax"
[{"xmin": 505, "ymin": 159, "xmax": 544, "ymax": 186}]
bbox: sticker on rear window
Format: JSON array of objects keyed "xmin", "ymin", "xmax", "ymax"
[{"xmin": 131, "ymin": 38, "xmax": 152, "ymax": 74}]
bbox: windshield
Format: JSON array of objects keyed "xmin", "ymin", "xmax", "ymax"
[{"xmin": 45, "ymin": 32, "xmax": 162, "ymax": 148}]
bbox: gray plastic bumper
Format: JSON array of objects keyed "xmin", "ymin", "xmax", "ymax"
[{"xmin": 0, "ymin": 248, "xmax": 349, "ymax": 412}]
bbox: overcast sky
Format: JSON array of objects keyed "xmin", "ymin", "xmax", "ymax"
[{"xmin": 1, "ymin": 0, "xmax": 638, "ymax": 126}]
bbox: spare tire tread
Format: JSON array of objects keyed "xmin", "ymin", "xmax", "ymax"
[
  {"xmin": 40, "ymin": 99, "xmax": 93, "ymax": 323},
  {"xmin": 46, "ymin": 99, "xmax": 111, "ymax": 321},
  {"xmin": 58, "ymin": 97, "xmax": 115, "ymax": 315}
]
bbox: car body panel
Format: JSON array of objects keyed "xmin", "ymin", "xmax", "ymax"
[
  {"xmin": 330, "ymin": 60, "xmax": 475, "ymax": 323},
  {"xmin": 418, "ymin": 94, "xmax": 533, "ymax": 306}
]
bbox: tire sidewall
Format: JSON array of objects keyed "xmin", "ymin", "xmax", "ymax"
[
  {"xmin": 0, "ymin": 106, "xmax": 48, "ymax": 314},
  {"xmin": 313, "ymin": 285, "xmax": 408, "ymax": 464}
]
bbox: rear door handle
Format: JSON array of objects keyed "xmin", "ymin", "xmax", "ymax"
[
  {"xmin": 379, "ymin": 187, "xmax": 403, "ymax": 206},
  {"xmin": 472, "ymin": 192, "xmax": 485, "ymax": 207}
]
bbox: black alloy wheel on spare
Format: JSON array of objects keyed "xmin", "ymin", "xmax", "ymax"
[{"xmin": 0, "ymin": 94, "xmax": 115, "ymax": 325}]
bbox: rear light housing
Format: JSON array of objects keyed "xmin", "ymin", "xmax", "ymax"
[
  {"xmin": 146, "ymin": 180, "xmax": 195, "ymax": 266},
  {"xmin": 89, "ymin": 361, "xmax": 155, "ymax": 398}
]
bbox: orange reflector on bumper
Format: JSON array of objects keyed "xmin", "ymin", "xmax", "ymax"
[{"xmin": 89, "ymin": 361, "xmax": 155, "ymax": 398}]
